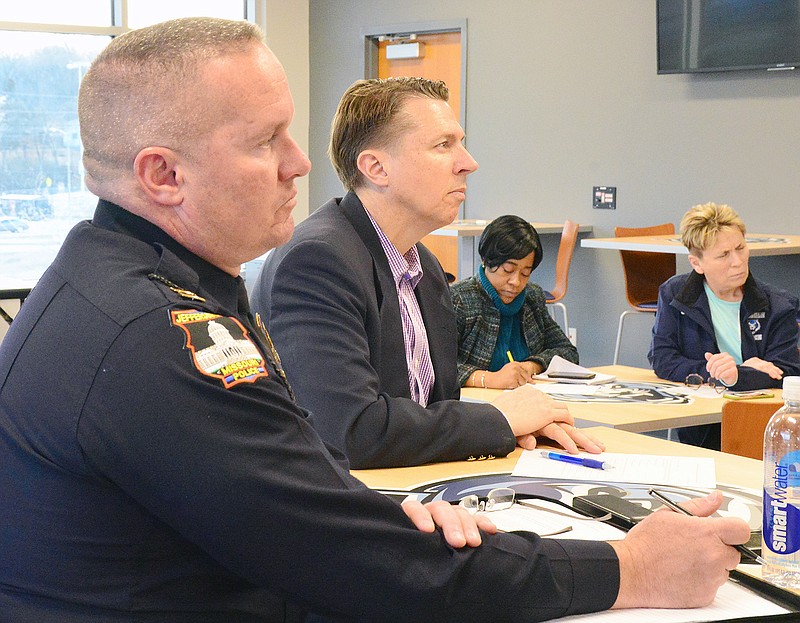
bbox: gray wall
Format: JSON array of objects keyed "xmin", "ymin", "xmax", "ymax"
[{"xmin": 308, "ymin": 0, "xmax": 800, "ymax": 367}]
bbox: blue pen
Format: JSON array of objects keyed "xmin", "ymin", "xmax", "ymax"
[{"xmin": 539, "ymin": 450, "xmax": 613, "ymax": 470}]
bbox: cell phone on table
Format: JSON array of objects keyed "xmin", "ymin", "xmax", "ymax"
[
  {"xmin": 723, "ymin": 389, "xmax": 775, "ymax": 400},
  {"xmin": 572, "ymin": 494, "xmax": 652, "ymax": 531},
  {"xmin": 546, "ymin": 371, "xmax": 596, "ymax": 380}
]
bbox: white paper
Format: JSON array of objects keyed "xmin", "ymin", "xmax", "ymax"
[
  {"xmin": 558, "ymin": 579, "xmax": 789, "ymax": 622},
  {"xmin": 531, "ymin": 356, "xmax": 616, "ymax": 385},
  {"xmin": 664, "ymin": 385, "xmax": 723, "ymax": 399},
  {"xmin": 486, "ymin": 500, "xmax": 627, "ymax": 541},
  {"xmin": 512, "ymin": 451, "xmax": 717, "ymax": 488}
]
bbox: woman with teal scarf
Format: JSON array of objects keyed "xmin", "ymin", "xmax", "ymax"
[{"xmin": 451, "ymin": 215, "xmax": 579, "ymax": 389}]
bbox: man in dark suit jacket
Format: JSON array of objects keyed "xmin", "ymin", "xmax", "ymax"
[{"xmin": 252, "ymin": 77, "xmax": 601, "ymax": 468}]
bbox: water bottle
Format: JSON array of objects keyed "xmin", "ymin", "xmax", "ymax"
[{"xmin": 762, "ymin": 376, "xmax": 800, "ymax": 587}]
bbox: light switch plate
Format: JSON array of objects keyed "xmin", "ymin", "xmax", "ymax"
[{"xmin": 593, "ymin": 186, "xmax": 616, "ymax": 209}]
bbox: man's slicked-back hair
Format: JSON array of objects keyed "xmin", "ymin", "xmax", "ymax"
[{"xmin": 328, "ymin": 76, "xmax": 449, "ymax": 191}]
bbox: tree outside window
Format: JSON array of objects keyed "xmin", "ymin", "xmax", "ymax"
[{"xmin": 0, "ymin": 33, "xmax": 108, "ymax": 281}]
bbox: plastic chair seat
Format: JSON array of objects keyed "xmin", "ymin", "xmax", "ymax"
[{"xmin": 612, "ymin": 223, "xmax": 676, "ymax": 365}]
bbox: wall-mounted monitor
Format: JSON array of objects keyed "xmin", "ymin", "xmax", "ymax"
[{"xmin": 657, "ymin": 0, "xmax": 800, "ymax": 74}]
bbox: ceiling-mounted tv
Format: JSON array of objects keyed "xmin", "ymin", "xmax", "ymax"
[{"xmin": 657, "ymin": 0, "xmax": 800, "ymax": 74}]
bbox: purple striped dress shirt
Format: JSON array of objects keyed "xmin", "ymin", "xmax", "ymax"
[{"xmin": 364, "ymin": 208, "xmax": 435, "ymax": 406}]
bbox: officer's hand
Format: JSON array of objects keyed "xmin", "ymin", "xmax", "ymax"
[
  {"xmin": 401, "ymin": 499, "xmax": 497, "ymax": 548},
  {"xmin": 611, "ymin": 491, "xmax": 750, "ymax": 609}
]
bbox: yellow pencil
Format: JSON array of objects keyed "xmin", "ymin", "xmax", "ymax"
[{"xmin": 507, "ymin": 350, "xmax": 514, "ymax": 363}]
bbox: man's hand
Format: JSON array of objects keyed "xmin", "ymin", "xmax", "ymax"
[
  {"xmin": 705, "ymin": 352, "xmax": 738, "ymax": 386},
  {"xmin": 492, "ymin": 384, "xmax": 572, "ymax": 435},
  {"xmin": 517, "ymin": 422, "xmax": 605, "ymax": 454},
  {"xmin": 401, "ymin": 499, "xmax": 498, "ymax": 548},
  {"xmin": 492, "ymin": 385, "xmax": 603, "ymax": 454},
  {"xmin": 611, "ymin": 491, "xmax": 751, "ymax": 609},
  {"xmin": 742, "ymin": 357, "xmax": 784, "ymax": 380}
]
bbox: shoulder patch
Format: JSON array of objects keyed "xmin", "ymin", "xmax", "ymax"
[{"xmin": 170, "ymin": 309, "xmax": 269, "ymax": 389}]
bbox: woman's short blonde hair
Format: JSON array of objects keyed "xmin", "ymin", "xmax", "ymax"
[{"xmin": 679, "ymin": 202, "xmax": 746, "ymax": 256}]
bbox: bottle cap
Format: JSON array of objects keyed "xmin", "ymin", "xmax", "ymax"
[{"xmin": 783, "ymin": 376, "xmax": 800, "ymax": 400}]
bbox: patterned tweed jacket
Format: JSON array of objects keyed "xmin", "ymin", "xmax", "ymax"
[{"xmin": 450, "ymin": 276, "xmax": 579, "ymax": 386}]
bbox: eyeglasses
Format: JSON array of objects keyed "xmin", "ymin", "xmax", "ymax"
[
  {"xmin": 684, "ymin": 373, "xmax": 725, "ymax": 394},
  {"xmin": 454, "ymin": 489, "xmax": 613, "ymax": 522},
  {"xmin": 458, "ymin": 487, "xmax": 516, "ymax": 514},
  {"xmin": 450, "ymin": 489, "xmax": 615, "ymax": 538}
]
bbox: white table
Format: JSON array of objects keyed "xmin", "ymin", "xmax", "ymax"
[{"xmin": 581, "ymin": 233, "xmax": 800, "ymax": 257}]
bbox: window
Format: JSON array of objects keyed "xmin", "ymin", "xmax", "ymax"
[
  {"xmin": 1, "ymin": 1, "xmax": 113, "ymax": 27},
  {"xmin": 0, "ymin": 31, "xmax": 109, "ymax": 281},
  {"xmin": 128, "ymin": 0, "xmax": 248, "ymax": 29},
  {"xmin": 0, "ymin": 1, "xmax": 248, "ymax": 283}
]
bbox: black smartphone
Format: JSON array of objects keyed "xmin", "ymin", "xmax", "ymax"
[
  {"xmin": 546, "ymin": 371, "xmax": 596, "ymax": 380},
  {"xmin": 572, "ymin": 494, "xmax": 653, "ymax": 530}
]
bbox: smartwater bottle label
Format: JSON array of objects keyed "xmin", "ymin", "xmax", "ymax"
[{"xmin": 764, "ymin": 453, "xmax": 800, "ymax": 556}]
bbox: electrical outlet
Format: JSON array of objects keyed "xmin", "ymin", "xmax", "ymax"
[
  {"xmin": 568, "ymin": 327, "xmax": 577, "ymax": 347},
  {"xmin": 593, "ymin": 186, "xmax": 616, "ymax": 209}
]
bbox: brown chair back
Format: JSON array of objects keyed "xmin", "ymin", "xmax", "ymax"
[
  {"xmin": 615, "ymin": 223, "xmax": 677, "ymax": 310},
  {"xmin": 547, "ymin": 220, "xmax": 579, "ymax": 302},
  {"xmin": 721, "ymin": 400, "xmax": 782, "ymax": 459}
]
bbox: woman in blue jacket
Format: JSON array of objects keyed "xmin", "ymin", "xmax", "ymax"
[{"xmin": 649, "ymin": 202, "xmax": 800, "ymax": 448}]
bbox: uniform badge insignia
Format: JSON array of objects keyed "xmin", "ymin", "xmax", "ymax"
[{"xmin": 170, "ymin": 309, "xmax": 269, "ymax": 389}]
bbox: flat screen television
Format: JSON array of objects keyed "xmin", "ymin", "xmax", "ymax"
[{"xmin": 657, "ymin": 0, "xmax": 800, "ymax": 74}]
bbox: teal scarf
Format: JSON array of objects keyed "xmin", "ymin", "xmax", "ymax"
[{"xmin": 478, "ymin": 266, "xmax": 529, "ymax": 371}]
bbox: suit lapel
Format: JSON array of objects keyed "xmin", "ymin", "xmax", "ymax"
[
  {"xmin": 337, "ymin": 193, "xmax": 460, "ymax": 402},
  {"xmin": 338, "ymin": 193, "xmax": 411, "ymax": 398}
]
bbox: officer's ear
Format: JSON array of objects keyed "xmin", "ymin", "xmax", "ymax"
[{"xmin": 133, "ymin": 147, "xmax": 183, "ymax": 206}]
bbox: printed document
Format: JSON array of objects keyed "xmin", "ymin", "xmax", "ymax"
[
  {"xmin": 558, "ymin": 579, "xmax": 789, "ymax": 621},
  {"xmin": 512, "ymin": 451, "xmax": 717, "ymax": 488}
]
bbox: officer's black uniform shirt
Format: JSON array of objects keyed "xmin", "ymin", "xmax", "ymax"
[{"xmin": 0, "ymin": 200, "xmax": 619, "ymax": 622}]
